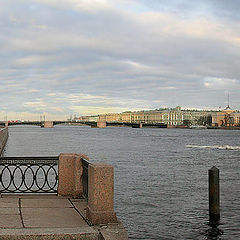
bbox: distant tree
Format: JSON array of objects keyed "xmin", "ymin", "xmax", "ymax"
[
  {"xmin": 224, "ymin": 114, "xmax": 234, "ymax": 126},
  {"xmin": 206, "ymin": 115, "xmax": 212, "ymax": 125},
  {"xmin": 197, "ymin": 116, "xmax": 206, "ymax": 126},
  {"xmin": 183, "ymin": 119, "xmax": 191, "ymax": 126},
  {"xmin": 229, "ymin": 116, "xmax": 234, "ymax": 126},
  {"xmin": 197, "ymin": 115, "xmax": 212, "ymax": 126}
]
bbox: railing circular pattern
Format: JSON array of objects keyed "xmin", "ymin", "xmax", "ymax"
[{"xmin": 0, "ymin": 157, "xmax": 58, "ymax": 193}]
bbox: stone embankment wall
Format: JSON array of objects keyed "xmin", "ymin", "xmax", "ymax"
[
  {"xmin": 57, "ymin": 153, "xmax": 128, "ymax": 239},
  {"xmin": 0, "ymin": 127, "xmax": 8, "ymax": 155}
]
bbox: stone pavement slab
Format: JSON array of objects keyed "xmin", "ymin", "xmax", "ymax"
[
  {"xmin": 71, "ymin": 199, "xmax": 88, "ymax": 219},
  {"xmin": 22, "ymin": 207, "xmax": 89, "ymax": 228},
  {"xmin": 0, "ymin": 198, "xmax": 22, "ymax": 228},
  {"xmin": 0, "ymin": 207, "xmax": 19, "ymax": 215},
  {"xmin": 0, "ymin": 198, "xmax": 19, "ymax": 208},
  {"xmin": 0, "ymin": 214, "xmax": 22, "ymax": 228},
  {"xmin": 21, "ymin": 198, "xmax": 72, "ymax": 208}
]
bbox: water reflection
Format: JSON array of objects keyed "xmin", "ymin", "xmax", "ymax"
[{"xmin": 205, "ymin": 221, "xmax": 224, "ymax": 240}]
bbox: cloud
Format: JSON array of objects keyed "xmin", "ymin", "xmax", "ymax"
[
  {"xmin": 204, "ymin": 77, "xmax": 240, "ymax": 89},
  {"xmin": 29, "ymin": 0, "xmax": 112, "ymax": 13},
  {"xmin": 0, "ymin": 0, "xmax": 240, "ymax": 120},
  {"xmin": 15, "ymin": 55, "xmax": 56, "ymax": 66}
]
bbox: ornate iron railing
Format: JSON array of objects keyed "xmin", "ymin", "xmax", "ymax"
[
  {"xmin": 82, "ymin": 158, "xmax": 89, "ymax": 199},
  {"xmin": 0, "ymin": 156, "xmax": 58, "ymax": 193}
]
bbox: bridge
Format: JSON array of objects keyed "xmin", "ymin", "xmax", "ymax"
[
  {"xmin": 0, "ymin": 120, "xmax": 167, "ymax": 128},
  {"xmin": 0, "ymin": 121, "xmax": 95, "ymax": 128}
]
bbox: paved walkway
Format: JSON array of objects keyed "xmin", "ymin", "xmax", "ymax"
[
  {"xmin": 0, "ymin": 195, "xmax": 97, "ymax": 239},
  {"xmin": 0, "ymin": 195, "xmax": 128, "ymax": 240}
]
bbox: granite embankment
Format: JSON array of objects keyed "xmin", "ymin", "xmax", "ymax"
[{"xmin": 0, "ymin": 127, "xmax": 8, "ymax": 155}]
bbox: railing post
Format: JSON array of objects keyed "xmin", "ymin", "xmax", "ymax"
[
  {"xmin": 58, "ymin": 153, "xmax": 87, "ymax": 198},
  {"xmin": 86, "ymin": 163, "xmax": 117, "ymax": 225},
  {"xmin": 209, "ymin": 166, "xmax": 220, "ymax": 223},
  {"xmin": 82, "ymin": 159, "xmax": 90, "ymax": 199}
]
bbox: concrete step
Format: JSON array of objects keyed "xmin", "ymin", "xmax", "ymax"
[{"xmin": 0, "ymin": 227, "xmax": 99, "ymax": 240}]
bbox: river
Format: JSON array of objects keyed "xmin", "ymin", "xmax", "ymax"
[{"xmin": 3, "ymin": 125, "xmax": 240, "ymax": 239}]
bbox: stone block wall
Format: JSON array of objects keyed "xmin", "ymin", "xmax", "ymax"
[
  {"xmin": 58, "ymin": 153, "xmax": 117, "ymax": 225},
  {"xmin": 86, "ymin": 163, "xmax": 117, "ymax": 224},
  {"xmin": 58, "ymin": 153, "xmax": 86, "ymax": 198}
]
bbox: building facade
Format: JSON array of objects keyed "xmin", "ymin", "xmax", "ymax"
[
  {"xmin": 212, "ymin": 107, "xmax": 240, "ymax": 127},
  {"xmin": 78, "ymin": 106, "xmax": 216, "ymax": 126}
]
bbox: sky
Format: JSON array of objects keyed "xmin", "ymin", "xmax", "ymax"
[{"xmin": 1, "ymin": 0, "xmax": 240, "ymax": 120}]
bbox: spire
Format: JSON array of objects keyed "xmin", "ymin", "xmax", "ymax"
[
  {"xmin": 228, "ymin": 92, "xmax": 230, "ymax": 107},
  {"xmin": 225, "ymin": 92, "xmax": 231, "ymax": 110}
]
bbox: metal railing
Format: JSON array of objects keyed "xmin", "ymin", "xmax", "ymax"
[
  {"xmin": 0, "ymin": 156, "xmax": 58, "ymax": 194},
  {"xmin": 82, "ymin": 158, "xmax": 89, "ymax": 199}
]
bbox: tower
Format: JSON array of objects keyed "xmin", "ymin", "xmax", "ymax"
[{"xmin": 225, "ymin": 93, "xmax": 230, "ymax": 110}]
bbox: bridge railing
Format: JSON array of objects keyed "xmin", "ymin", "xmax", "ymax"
[{"xmin": 0, "ymin": 156, "xmax": 58, "ymax": 194}]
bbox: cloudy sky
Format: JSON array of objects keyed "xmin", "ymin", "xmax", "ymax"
[{"xmin": 1, "ymin": 0, "xmax": 240, "ymax": 120}]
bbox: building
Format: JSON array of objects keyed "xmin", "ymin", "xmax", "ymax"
[
  {"xmin": 78, "ymin": 115, "xmax": 99, "ymax": 122},
  {"xmin": 96, "ymin": 106, "xmax": 214, "ymax": 126},
  {"xmin": 77, "ymin": 105, "xmax": 240, "ymax": 127},
  {"xmin": 212, "ymin": 106, "xmax": 240, "ymax": 127}
]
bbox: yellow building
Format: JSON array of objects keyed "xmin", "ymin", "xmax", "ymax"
[
  {"xmin": 212, "ymin": 106, "xmax": 240, "ymax": 127},
  {"xmin": 121, "ymin": 112, "xmax": 131, "ymax": 122},
  {"xmin": 97, "ymin": 106, "xmax": 214, "ymax": 126}
]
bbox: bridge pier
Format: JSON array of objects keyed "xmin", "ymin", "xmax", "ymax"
[
  {"xmin": 132, "ymin": 123, "xmax": 143, "ymax": 128},
  {"xmin": 44, "ymin": 121, "xmax": 53, "ymax": 128},
  {"xmin": 97, "ymin": 121, "xmax": 106, "ymax": 128}
]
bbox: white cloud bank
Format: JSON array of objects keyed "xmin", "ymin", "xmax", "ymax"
[{"xmin": 0, "ymin": 0, "xmax": 240, "ymax": 120}]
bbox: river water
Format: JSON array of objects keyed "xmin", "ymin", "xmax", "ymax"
[{"xmin": 3, "ymin": 125, "xmax": 240, "ymax": 240}]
